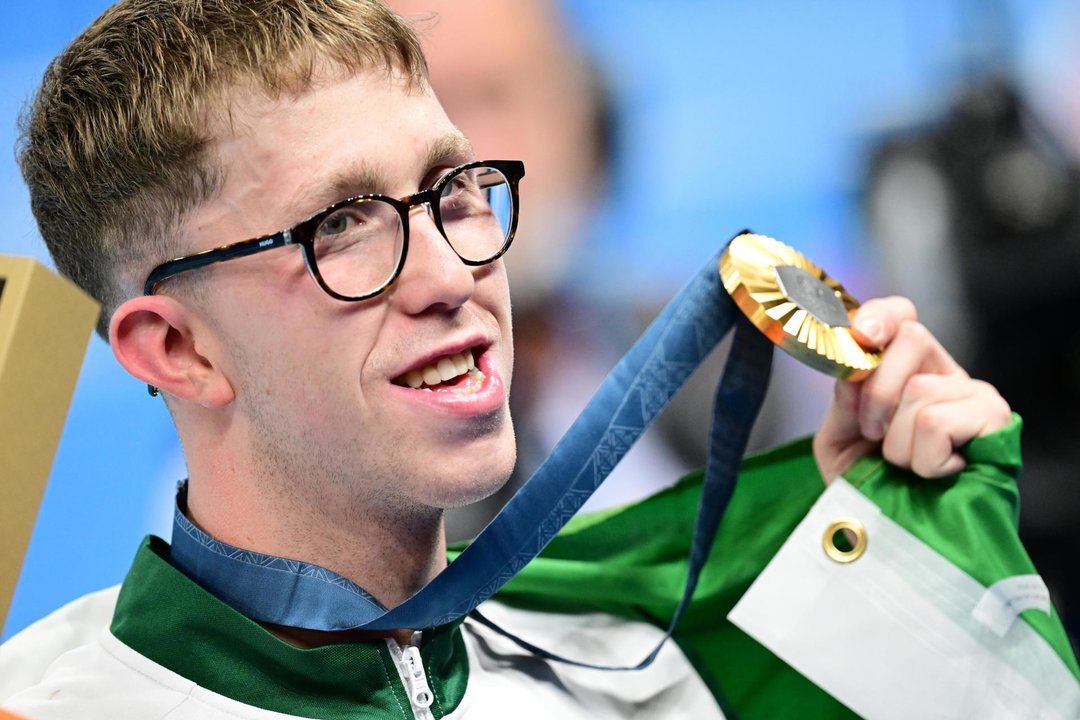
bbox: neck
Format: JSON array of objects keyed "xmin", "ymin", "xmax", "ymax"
[
  {"xmin": 183, "ymin": 469, "xmax": 448, "ymax": 635},
  {"xmin": 176, "ymin": 410, "xmax": 452, "ymax": 644}
]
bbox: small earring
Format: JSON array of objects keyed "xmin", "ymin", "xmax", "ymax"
[{"xmin": 147, "ymin": 384, "xmax": 160, "ymax": 397}]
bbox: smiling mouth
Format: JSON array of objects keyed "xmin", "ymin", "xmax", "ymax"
[{"xmin": 393, "ymin": 348, "xmax": 487, "ymax": 392}]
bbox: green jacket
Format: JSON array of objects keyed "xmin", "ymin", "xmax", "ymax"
[{"xmin": 2, "ymin": 416, "xmax": 1074, "ymax": 718}]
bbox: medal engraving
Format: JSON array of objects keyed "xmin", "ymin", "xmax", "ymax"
[
  {"xmin": 720, "ymin": 233, "xmax": 881, "ymax": 380},
  {"xmin": 774, "ymin": 265, "xmax": 850, "ymax": 327}
]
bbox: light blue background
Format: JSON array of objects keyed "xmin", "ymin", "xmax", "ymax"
[{"xmin": 3, "ymin": 0, "xmax": 1075, "ymax": 639}]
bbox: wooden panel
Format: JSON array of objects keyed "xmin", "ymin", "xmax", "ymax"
[{"xmin": 0, "ymin": 256, "xmax": 99, "ymax": 630}]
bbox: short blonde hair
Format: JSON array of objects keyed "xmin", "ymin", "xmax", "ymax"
[{"xmin": 19, "ymin": 0, "xmax": 427, "ymax": 338}]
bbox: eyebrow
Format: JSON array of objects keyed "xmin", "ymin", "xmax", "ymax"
[{"xmin": 282, "ymin": 132, "xmax": 475, "ymax": 224}]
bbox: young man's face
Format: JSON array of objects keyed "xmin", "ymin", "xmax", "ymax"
[{"xmin": 177, "ymin": 67, "xmax": 517, "ymax": 516}]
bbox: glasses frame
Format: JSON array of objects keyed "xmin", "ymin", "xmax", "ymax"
[{"xmin": 143, "ymin": 159, "xmax": 525, "ymax": 301}]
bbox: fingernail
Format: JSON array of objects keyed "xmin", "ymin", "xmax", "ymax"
[{"xmin": 854, "ymin": 315, "xmax": 882, "ymax": 346}]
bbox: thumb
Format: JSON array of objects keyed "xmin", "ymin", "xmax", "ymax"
[{"xmin": 849, "ymin": 296, "xmax": 917, "ymax": 350}]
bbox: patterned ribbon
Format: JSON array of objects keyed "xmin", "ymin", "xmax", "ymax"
[{"xmin": 171, "ymin": 242, "xmax": 774, "ymax": 650}]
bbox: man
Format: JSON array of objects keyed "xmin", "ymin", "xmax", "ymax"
[
  {"xmin": 0, "ymin": 1, "xmax": 1055, "ymax": 718},
  {"xmin": 390, "ymin": 0, "xmax": 695, "ymax": 540}
]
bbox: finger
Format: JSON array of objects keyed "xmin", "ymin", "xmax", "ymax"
[
  {"xmin": 813, "ymin": 380, "xmax": 878, "ymax": 483},
  {"xmin": 858, "ymin": 320, "xmax": 964, "ymax": 440},
  {"xmin": 909, "ymin": 380, "xmax": 1012, "ymax": 477},
  {"xmin": 881, "ymin": 373, "xmax": 973, "ymax": 468},
  {"xmin": 849, "ymin": 296, "xmax": 918, "ymax": 350},
  {"xmin": 909, "ymin": 400, "xmax": 981, "ymax": 478},
  {"xmin": 883, "ymin": 379, "xmax": 1012, "ymax": 478}
]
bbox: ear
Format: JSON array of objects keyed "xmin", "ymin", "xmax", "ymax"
[{"xmin": 109, "ymin": 295, "xmax": 235, "ymax": 408}]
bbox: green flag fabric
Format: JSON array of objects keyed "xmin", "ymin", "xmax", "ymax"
[{"xmin": 488, "ymin": 415, "xmax": 1078, "ymax": 719}]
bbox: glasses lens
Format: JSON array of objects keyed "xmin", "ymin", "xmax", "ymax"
[
  {"xmin": 311, "ymin": 198, "xmax": 404, "ymax": 298},
  {"xmin": 439, "ymin": 165, "xmax": 515, "ymax": 262}
]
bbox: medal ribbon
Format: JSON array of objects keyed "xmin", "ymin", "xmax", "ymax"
[{"xmin": 171, "ymin": 242, "xmax": 774, "ymax": 655}]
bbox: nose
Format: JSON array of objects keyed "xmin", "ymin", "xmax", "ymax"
[{"xmin": 390, "ymin": 205, "xmax": 476, "ymax": 315}]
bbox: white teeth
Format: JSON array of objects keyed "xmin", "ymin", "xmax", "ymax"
[
  {"xmin": 436, "ymin": 357, "xmax": 457, "ymax": 382},
  {"xmin": 422, "ymin": 366, "xmax": 442, "ymax": 386},
  {"xmin": 402, "ymin": 350, "xmax": 481, "ymax": 389}
]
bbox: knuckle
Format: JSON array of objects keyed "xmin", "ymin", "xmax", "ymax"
[
  {"xmin": 896, "ymin": 319, "xmax": 932, "ymax": 345},
  {"xmin": 914, "ymin": 404, "xmax": 949, "ymax": 437},
  {"xmin": 973, "ymin": 378, "xmax": 1005, "ymax": 400},
  {"xmin": 977, "ymin": 381, "xmax": 1013, "ymax": 424},
  {"xmin": 903, "ymin": 373, "xmax": 936, "ymax": 399},
  {"xmin": 862, "ymin": 295, "xmax": 916, "ymax": 317},
  {"xmin": 994, "ymin": 399, "xmax": 1013, "ymax": 424},
  {"xmin": 885, "ymin": 295, "xmax": 918, "ymax": 322}
]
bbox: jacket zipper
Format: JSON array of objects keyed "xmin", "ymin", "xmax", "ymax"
[{"xmin": 387, "ymin": 632, "xmax": 435, "ymax": 719}]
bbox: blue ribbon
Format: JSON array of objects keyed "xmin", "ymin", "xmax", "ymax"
[{"xmin": 171, "ymin": 242, "xmax": 774, "ymax": 658}]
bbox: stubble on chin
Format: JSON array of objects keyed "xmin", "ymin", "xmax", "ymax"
[{"xmin": 246, "ymin": 403, "xmax": 517, "ymax": 525}]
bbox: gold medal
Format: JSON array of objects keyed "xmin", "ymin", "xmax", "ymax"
[{"xmin": 720, "ymin": 232, "xmax": 880, "ymax": 380}]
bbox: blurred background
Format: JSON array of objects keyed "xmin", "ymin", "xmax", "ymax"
[{"xmin": 3, "ymin": 0, "xmax": 1079, "ymax": 650}]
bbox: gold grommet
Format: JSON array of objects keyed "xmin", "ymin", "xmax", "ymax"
[{"xmin": 822, "ymin": 517, "xmax": 867, "ymax": 564}]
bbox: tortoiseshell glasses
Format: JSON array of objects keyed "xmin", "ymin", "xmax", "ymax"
[{"xmin": 143, "ymin": 159, "xmax": 524, "ymax": 301}]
